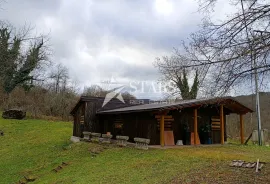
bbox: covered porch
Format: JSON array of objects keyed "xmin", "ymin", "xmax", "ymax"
[{"xmin": 97, "ymin": 97, "xmax": 253, "ymax": 147}]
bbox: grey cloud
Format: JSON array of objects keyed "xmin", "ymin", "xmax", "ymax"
[
  {"xmin": 0, "ymin": 0, "xmax": 202, "ymax": 97},
  {"xmin": 95, "ymin": 58, "xmax": 159, "ymax": 81},
  {"xmin": 83, "ymin": 0, "xmax": 201, "ymax": 50}
]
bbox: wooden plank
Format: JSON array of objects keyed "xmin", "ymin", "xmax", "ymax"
[
  {"xmin": 158, "ymin": 121, "xmax": 172, "ymax": 123},
  {"xmin": 157, "ymin": 118, "xmax": 174, "ymax": 121},
  {"xmin": 211, "ymin": 118, "xmax": 220, "ymax": 122},
  {"xmin": 212, "ymin": 121, "xmax": 220, "ymax": 125},
  {"xmin": 212, "ymin": 125, "xmax": 220, "ymax": 129},
  {"xmin": 194, "ymin": 109, "xmax": 198, "ymax": 145},
  {"xmin": 155, "ymin": 115, "xmax": 173, "ymax": 119},
  {"xmin": 160, "ymin": 114, "xmax": 165, "ymax": 147},
  {"xmin": 244, "ymin": 132, "xmax": 253, "ymax": 145},
  {"xmin": 190, "ymin": 132, "xmax": 201, "ymax": 145},
  {"xmin": 240, "ymin": 114, "xmax": 244, "ymax": 144},
  {"xmin": 157, "ymin": 124, "xmax": 172, "ymax": 127},
  {"xmin": 220, "ymin": 105, "xmax": 224, "ymax": 144},
  {"xmin": 164, "ymin": 131, "xmax": 175, "ymax": 146},
  {"xmin": 158, "ymin": 121, "xmax": 172, "ymax": 125}
]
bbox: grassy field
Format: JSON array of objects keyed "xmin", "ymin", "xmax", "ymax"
[{"xmin": 0, "ymin": 117, "xmax": 270, "ymax": 184}]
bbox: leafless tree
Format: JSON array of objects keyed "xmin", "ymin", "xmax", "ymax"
[
  {"xmin": 83, "ymin": 85, "xmax": 107, "ymax": 97},
  {"xmin": 83, "ymin": 84, "xmax": 136, "ymax": 99},
  {"xmin": 154, "ymin": 46, "xmax": 210, "ymax": 99},
  {"xmin": 178, "ymin": 0, "xmax": 270, "ymax": 94},
  {"xmin": 49, "ymin": 64, "xmax": 69, "ymax": 93}
]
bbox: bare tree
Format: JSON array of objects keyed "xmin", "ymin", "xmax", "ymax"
[
  {"xmin": 83, "ymin": 84, "xmax": 136, "ymax": 99},
  {"xmin": 178, "ymin": 0, "xmax": 270, "ymax": 94},
  {"xmin": 83, "ymin": 85, "xmax": 107, "ymax": 97},
  {"xmin": 49, "ymin": 64, "xmax": 69, "ymax": 93},
  {"xmin": 154, "ymin": 47, "xmax": 210, "ymax": 99}
]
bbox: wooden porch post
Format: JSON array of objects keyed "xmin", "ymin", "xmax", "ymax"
[
  {"xmin": 220, "ymin": 104, "xmax": 224, "ymax": 144},
  {"xmin": 240, "ymin": 114, "xmax": 244, "ymax": 144},
  {"xmin": 160, "ymin": 114, "xmax": 165, "ymax": 147},
  {"xmin": 194, "ymin": 108, "xmax": 198, "ymax": 145}
]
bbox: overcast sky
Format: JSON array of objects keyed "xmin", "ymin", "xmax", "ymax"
[{"xmin": 0, "ymin": 0, "xmax": 232, "ymax": 98}]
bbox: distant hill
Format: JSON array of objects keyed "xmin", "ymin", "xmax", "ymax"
[{"xmin": 226, "ymin": 92, "xmax": 270, "ymax": 138}]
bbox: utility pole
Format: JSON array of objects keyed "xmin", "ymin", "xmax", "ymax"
[
  {"xmin": 253, "ymin": 52, "xmax": 262, "ymax": 146},
  {"xmin": 240, "ymin": 0, "xmax": 263, "ymax": 146},
  {"xmin": 253, "ymin": 30, "xmax": 266, "ymax": 146}
]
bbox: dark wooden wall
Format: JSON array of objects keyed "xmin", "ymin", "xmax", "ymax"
[
  {"xmin": 99, "ymin": 112, "xmax": 159, "ymax": 145},
  {"xmin": 72, "ymin": 100, "xmax": 229, "ymax": 145},
  {"xmin": 73, "ymin": 102, "xmax": 85, "ymax": 137},
  {"xmin": 85, "ymin": 101, "xmax": 101, "ymax": 132}
]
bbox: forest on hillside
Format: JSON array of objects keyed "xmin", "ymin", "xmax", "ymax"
[{"xmin": 227, "ymin": 92, "xmax": 270, "ymax": 138}]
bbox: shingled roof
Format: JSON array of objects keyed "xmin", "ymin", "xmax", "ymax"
[{"xmin": 97, "ymin": 96, "xmax": 253, "ymax": 115}]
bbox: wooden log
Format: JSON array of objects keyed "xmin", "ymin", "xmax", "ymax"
[
  {"xmin": 211, "ymin": 125, "xmax": 221, "ymax": 129},
  {"xmin": 157, "ymin": 121, "xmax": 172, "ymax": 124},
  {"xmin": 244, "ymin": 132, "xmax": 253, "ymax": 145},
  {"xmin": 240, "ymin": 114, "xmax": 244, "ymax": 144},
  {"xmin": 194, "ymin": 109, "xmax": 198, "ymax": 145},
  {"xmin": 220, "ymin": 105, "xmax": 224, "ymax": 144},
  {"xmin": 157, "ymin": 124, "xmax": 172, "ymax": 127},
  {"xmin": 156, "ymin": 118, "xmax": 174, "ymax": 121},
  {"xmin": 256, "ymin": 159, "xmax": 260, "ymax": 172},
  {"xmin": 155, "ymin": 115, "xmax": 173, "ymax": 119},
  {"xmin": 160, "ymin": 114, "xmax": 165, "ymax": 147}
]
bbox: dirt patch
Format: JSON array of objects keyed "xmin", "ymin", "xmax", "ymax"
[
  {"xmin": 89, "ymin": 146, "xmax": 105, "ymax": 157},
  {"xmin": 17, "ymin": 175, "xmax": 37, "ymax": 184},
  {"xmin": 52, "ymin": 162, "xmax": 69, "ymax": 173},
  {"xmin": 171, "ymin": 162, "xmax": 270, "ymax": 184}
]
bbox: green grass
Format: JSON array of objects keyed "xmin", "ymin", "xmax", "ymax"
[{"xmin": 0, "ymin": 117, "xmax": 270, "ymax": 184}]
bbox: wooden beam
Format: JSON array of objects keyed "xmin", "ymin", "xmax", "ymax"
[
  {"xmin": 194, "ymin": 108, "xmax": 198, "ymax": 145},
  {"xmin": 220, "ymin": 104, "xmax": 225, "ymax": 144},
  {"xmin": 155, "ymin": 115, "xmax": 173, "ymax": 119},
  {"xmin": 240, "ymin": 114, "xmax": 244, "ymax": 144},
  {"xmin": 160, "ymin": 118, "xmax": 174, "ymax": 121},
  {"xmin": 160, "ymin": 114, "xmax": 165, "ymax": 147}
]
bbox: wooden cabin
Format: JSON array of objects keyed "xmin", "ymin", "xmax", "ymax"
[{"xmin": 70, "ymin": 96, "xmax": 252, "ymax": 146}]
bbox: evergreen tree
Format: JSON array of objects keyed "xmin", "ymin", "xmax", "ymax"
[{"xmin": 176, "ymin": 69, "xmax": 199, "ymax": 100}]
